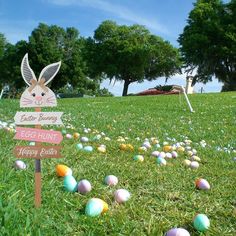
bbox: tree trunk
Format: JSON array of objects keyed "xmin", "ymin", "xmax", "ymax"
[{"xmin": 122, "ymin": 79, "xmax": 130, "ymax": 96}]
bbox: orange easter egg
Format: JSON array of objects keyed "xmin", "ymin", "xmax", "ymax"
[{"xmin": 56, "ymin": 164, "xmax": 72, "ymax": 177}]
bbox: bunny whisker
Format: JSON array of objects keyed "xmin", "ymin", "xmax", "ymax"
[{"xmin": 22, "ymin": 97, "xmax": 32, "ymax": 102}]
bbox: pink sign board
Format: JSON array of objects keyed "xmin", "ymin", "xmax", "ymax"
[{"xmin": 14, "ymin": 127, "xmax": 63, "ymax": 144}]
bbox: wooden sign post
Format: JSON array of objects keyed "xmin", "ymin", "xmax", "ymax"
[{"xmin": 14, "ymin": 53, "xmax": 63, "ymax": 207}]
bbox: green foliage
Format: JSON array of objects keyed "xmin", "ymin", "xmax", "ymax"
[
  {"xmin": 178, "ymin": 0, "xmax": 236, "ymax": 91},
  {"xmin": 85, "ymin": 20, "xmax": 182, "ymax": 96},
  {"xmin": 0, "ymin": 33, "xmax": 7, "ymax": 58},
  {"xmin": 0, "ymin": 92, "xmax": 236, "ymax": 235}
]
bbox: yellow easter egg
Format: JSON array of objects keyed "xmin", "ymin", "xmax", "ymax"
[
  {"xmin": 119, "ymin": 144, "xmax": 127, "ymax": 151},
  {"xmin": 177, "ymin": 146, "xmax": 185, "ymax": 152},
  {"xmin": 73, "ymin": 132, "xmax": 80, "ymax": 139},
  {"xmin": 127, "ymin": 144, "xmax": 134, "ymax": 151},
  {"xmin": 163, "ymin": 145, "xmax": 172, "ymax": 152}
]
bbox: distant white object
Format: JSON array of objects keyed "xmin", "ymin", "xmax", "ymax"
[
  {"xmin": 0, "ymin": 89, "xmax": 4, "ymax": 99},
  {"xmin": 185, "ymin": 76, "xmax": 194, "ymax": 94}
]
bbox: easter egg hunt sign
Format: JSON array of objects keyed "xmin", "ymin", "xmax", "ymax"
[
  {"xmin": 14, "ymin": 146, "xmax": 62, "ymax": 158},
  {"xmin": 14, "ymin": 127, "xmax": 63, "ymax": 144},
  {"xmin": 14, "ymin": 112, "xmax": 63, "ymax": 125}
]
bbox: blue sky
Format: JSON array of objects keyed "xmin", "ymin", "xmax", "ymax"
[{"xmin": 0, "ymin": 0, "xmax": 223, "ymax": 95}]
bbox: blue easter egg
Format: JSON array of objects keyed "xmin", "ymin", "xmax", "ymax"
[
  {"xmin": 85, "ymin": 199, "xmax": 103, "ymax": 217},
  {"xmin": 63, "ymin": 175, "xmax": 77, "ymax": 192},
  {"xmin": 83, "ymin": 146, "xmax": 93, "ymax": 152}
]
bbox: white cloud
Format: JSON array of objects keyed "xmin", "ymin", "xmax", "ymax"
[{"xmin": 46, "ymin": 0, "xmax": 169, "ymax": 34}]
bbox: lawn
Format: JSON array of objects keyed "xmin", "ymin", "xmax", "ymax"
[{"xmin": 0, "ymin": 92, "xmax": 236, "ymax": 236}]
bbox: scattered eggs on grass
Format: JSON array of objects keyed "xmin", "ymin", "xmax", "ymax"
[
  {"xmin": 73, "ymin": 132, "xmax": 80, "ymax": 139},
  {"xmin": 163, "ymin": 145, "xmax": 172, "ymax": 152},
  {"xmin": 151, "ymin": 151, "xmax": 160, "ymax": 157},
  {"xmin": 66, "ymin": 133, "xmax": 72, "ymax": 139}
]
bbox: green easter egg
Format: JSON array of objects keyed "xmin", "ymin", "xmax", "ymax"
[
  {"xmin": 193, "ymin": 214, "xmax": 210, "ymax": 232},
  {"xmin": 63, "ymin": 175, "xmax": 77, "ymax": 192}
]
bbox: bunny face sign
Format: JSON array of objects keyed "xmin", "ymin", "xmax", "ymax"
[{"xmin": 20, "ymin": 54, "xmax": 61, "ymax": 108}]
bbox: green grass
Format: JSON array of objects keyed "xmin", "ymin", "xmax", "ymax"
[{"xmin": 0, "ymin": 92, "xmax": 236, "ymax": 236}]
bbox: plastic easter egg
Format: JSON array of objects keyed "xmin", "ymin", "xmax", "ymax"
[
  {"xmin": 163, "ymin": 145, "xmax": 172, "ymax": 152},
  {"xmin": 104, "ymin": 137, "xmax": 111, "ymax": 141},
  {"xmin": 63, "ymin": 175, "xmax": 77, "ymax": 192},
  {"xmin": 195, "ymin": 178, "xmax": 210, "ymax": 190},
  {"xmin": 192, "ymin": 148, "xmax": 197, "ymax": 154},
  {"xmin": 97, "ymin": 146, "xmax": 106, "ymax": 153},
  {"xmin": 94, "ymin": 198, "xmax": 109, "ymax": 213},
  {"xmin": 56, "ymin": 164, "xmax": 72, "ymax": 177},
  {"xmin": 78, "ymin": 179, "xmax": 92, "ymax": 194},
  {"xmin": 163, "ymin": 141, "xmax": 169, "ymax": 146},
  {"xmin": 85, "ymin": 198, "xmax": 103, "ymax": 217},
  {"xmin": 83, "ymin": 146, "xmax": 93, "ymax": 152},
  {"xmin": 165, "ymin": 152, "xmax": 172, "ymax": 159},
  {"xmin": 151, "ymin": 151, "xmax": 160, "ymax": 157},
  {"xmin": 81, "ymin": 136, "xmax": 89, "ymax": 142},
  {"xmin": 193, "ymin": 214, "xmax": 210, "ymax": 232},
  {"xmin": 138, "ymin": 146, "xmax": 147, "ymax": 152},
  {"xmin": 158, "ymin": 152, "xmax": 166, "ymax": 159},
  {"xmin": 166, "ymin": 228, "xmax": 190, "ymax": 236},
  {"xmin": 190, "ymin": 161, "xmax": 199, "ymax": 169},
  {"xmin": 76, "ymin": 143, "xmax": 83, "ymax": 150},
  {"xmin": 156, "ymin": 157, "xmax": 167, "ymax": 166},
  {"xmin": 187, "ymin": 150, "xmax": 193, "ymax": 157},
  {"xmin": 177, "ymin": 146, "xmax": 185, "ymax": 153},
  {"xmin": 61, "ymin": 129, "xmax": 67, "ymax": 135},
  {"xmin": 183, "ymin": 159, "xmax": 191, "ymax": 166},
  {"xmin": 66, "ymin": 134, "xmax": 72, "ymax": 139},
  {"xmin": 171, "ymin": 151, "xmax": 178, "ymax": 158},
  {"xmin": 73, "ymin": 132, "xmax": 80, "ymax": 139},
  {"xmin": 114, "ymin": 189, "xmax": 131, "ymax": 203},
  {"xmin": 191, "ymin": 155, "xmax": 201, "ymax": 162},
  {"xmin": 154, "ymin": 143, "xmax": 161, "ymax": 149},
  {"xmin": 127, "ymin": 144, "xmax": 134, "ymax": 151},
  {"xmin": 104, "ymin": 175, "xmax": 118, "ymax": 186},
  {"xmin": 133, "ymin": 155, "xmax": 144, "ymax": 162},
  {"xmin": 143, "ymin": 141, "xmax": 151, "ymax": 149},
  {"xmin": 15, "ymin": 160, "xmax": 27, "ymax": 170},
  {"xmin": 29, "ymin": 142, "xmax": 35, "ymax": 146},
  {"xmin": 119, "ymin": 143, "xmax": 127, "ymax": 151},
  {"xmin": 93, "ymin": 134, "xmax": 102, "ymax": 141}
]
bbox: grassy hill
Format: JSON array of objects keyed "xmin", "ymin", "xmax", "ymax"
[{"xmin": 0, "ymin": 92, "xmax": 235, "ymax": 235}]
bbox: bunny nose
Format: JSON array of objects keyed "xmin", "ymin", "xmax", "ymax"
[{"xmin": 35, "ymin": 96, "xmax": 42, "ymax": 101}]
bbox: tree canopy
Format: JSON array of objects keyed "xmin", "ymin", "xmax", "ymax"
[
  {"xmin": 178, "ymin": 0, "xmax": 236, "ymax": 91},
  {"xmin": 85, "ymin": 20, "xmax": 182, "ymax": 96}
]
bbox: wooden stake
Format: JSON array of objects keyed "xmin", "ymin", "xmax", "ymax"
[{"xmin": 35, "ymin": 107, "xmax": 41, "ymax": 208}]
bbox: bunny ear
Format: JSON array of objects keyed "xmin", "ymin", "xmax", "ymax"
[
  {"xmin": 38, "ymin": 61, "xmax": 61, "ymax": 85},
  {"xmin": 21, "ymin": 53, "xmax": 37, "ymax": 86}
]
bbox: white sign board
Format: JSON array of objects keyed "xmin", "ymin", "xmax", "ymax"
[{"xmin": 14, "ymin": 112, "xmax": 63, "ymax": 125}]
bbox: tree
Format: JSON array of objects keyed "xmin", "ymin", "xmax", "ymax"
[
  {"xmin": 0, "ymin": 33, "xmax": 7, "ymax": 58},
  {"xmin": 28, "ymin": 23, "xmax": 99, "ymax": 92},
  {"xmin": 178, "ymin": 0, "xmax": 236, "ymax": 91},
  {"xmin": 85, "ymin": 20, "xmax": 182, "ymax": 96}
]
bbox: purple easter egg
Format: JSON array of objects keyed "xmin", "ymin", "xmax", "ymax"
[
  {"xmin": 77, "ymin": 179, "xmax": 92, "ymax": 194},
  {"xmin": 166, "ymin": 228, "xmax": 190, "ymax": 236},
  {"xmin": 104, "ymin": 175, "xmax": 118, "ymax": 186}
]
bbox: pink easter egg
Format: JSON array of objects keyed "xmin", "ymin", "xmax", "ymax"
[
  {"xmin": 190, "ymin": 161, "xmax": 199, "ymax": 169},
  {"xmin": 66, "ymin": 134, "xmax": 72, "ymax": 139},
  {"xmin": 195, "ymin": 179, "xmax": 210, "ymax": 190},
  {"xmin": 104, "ymin": 175, "xmax": 118, "ymax": 186},
  {"xmin": 166, "ymin": 228, "xmax": 190, "ymax": 236},
  {"xmin": 114, "ymin": 189, "xmax": 130, "ymax": 203}
]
